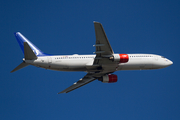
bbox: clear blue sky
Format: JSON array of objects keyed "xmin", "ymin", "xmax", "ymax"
[{"xmin": 0, "ymin": 0, "xmax": 180, "ymax": 120}]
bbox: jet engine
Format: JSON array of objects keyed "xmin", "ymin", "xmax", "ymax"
[
  {"xmin": 112, "ymin": 54, "xmax": 129, "ymax": 63},
  {"xmin": 98, "ymin": 74, "xmax": 118, "ymax": 83}
]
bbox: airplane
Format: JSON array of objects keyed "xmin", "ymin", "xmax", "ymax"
[{"xmin": 11, "ymin": 22, "xmax": 173, "ymax": 94}]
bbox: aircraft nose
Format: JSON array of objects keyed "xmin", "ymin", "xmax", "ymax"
[
  {"xmin": 169, "ymin": 60, "xmax": 173, "ymax": 65},
  {"xmin": 165, "ymin": 59, "xmax": 173, "ymax": 66}
]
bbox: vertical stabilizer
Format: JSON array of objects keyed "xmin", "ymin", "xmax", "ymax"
[
  {"xmin": 14, "ymin": 32, "xmax": 48, "ymax": 56},
  {"xmin": 11, "ymin": 32, "xmax": 48, "ymax": 73},
  {"xmin": 24, "ymin": 42, "xmax": 37, "ymax": 60}
]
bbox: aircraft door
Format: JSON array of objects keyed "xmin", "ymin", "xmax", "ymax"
[
  {"xmin": 155, "ymin": 56, "xmax": 158, "ymax": 61},
  {"xmin": 48, "ymin": 57, "xmax": 52, "ymax": 63}
]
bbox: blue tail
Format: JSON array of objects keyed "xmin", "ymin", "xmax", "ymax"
[{"xmin": 14, "ymin": 32, "xmax": 49, "ymax": 56}]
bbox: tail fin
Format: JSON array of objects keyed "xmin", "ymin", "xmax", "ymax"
[
  {"xmin": 11, "ymin": 42, "xmax": 37, "ymax": 73},
  {"xmin": 14, "ymin": 32, "xmax": 48, "ymax": 56},
  {"xmin": 24, "ymin": 42, "xmax": 37, "ymax": 60},
  {"xmin": 11, "ymin": 32, "xmax": 49, "ymax": 73}
]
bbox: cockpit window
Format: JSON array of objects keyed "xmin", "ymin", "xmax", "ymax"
[{"xmin": 161, "ymin": 56, "xmax": 165, "ymax": 58}]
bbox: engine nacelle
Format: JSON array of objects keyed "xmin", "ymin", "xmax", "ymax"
[
  {"xmin": 99, "ymin": 74, "xmax": 118, "ymax": 83},
  {"xmin": 113, "ymin": 54, "xmax": 129, "ymax": 63}
]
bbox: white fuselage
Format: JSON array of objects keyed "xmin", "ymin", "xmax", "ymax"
[
  {"xmin": 12, "ymin": 25, "xmax": 173, "ymax": 93},
  {"xmin": 25, "ymin": 54, "xmax": 173, "ymax": 72}
]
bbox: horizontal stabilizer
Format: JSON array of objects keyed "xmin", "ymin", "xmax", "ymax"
[
  {"xmin": 24, "ymin": 42, "xmax": 37, "ymax": 60},
  {"xmin": 11, "ymin": 62, "xmax": 29, "ymax": 73}
]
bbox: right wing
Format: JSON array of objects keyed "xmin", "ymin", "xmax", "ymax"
[
  {"xmin": 58, "ymin": 71, "xmax": 114, "ymax": 94},
  {"xmin": 58, "ymin": 73, "xmax": 96, "ymax": 94}
]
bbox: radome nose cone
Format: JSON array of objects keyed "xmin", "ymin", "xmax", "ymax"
[
  {"xmin": 166, "ymin": 59, "xmax": 173, "ymax": 66},
  {"xmin": 169, "ymin": 60, "xmax": 173, "ymax": 65}
]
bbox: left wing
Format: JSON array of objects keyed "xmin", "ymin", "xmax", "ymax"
[
  {"xmin": 58, "ymin": 74, "xmax": 96, "ymax": 94},
  {"xmin": 93, "ymin": 22, "xmax": 114, "ymax": 65}
]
